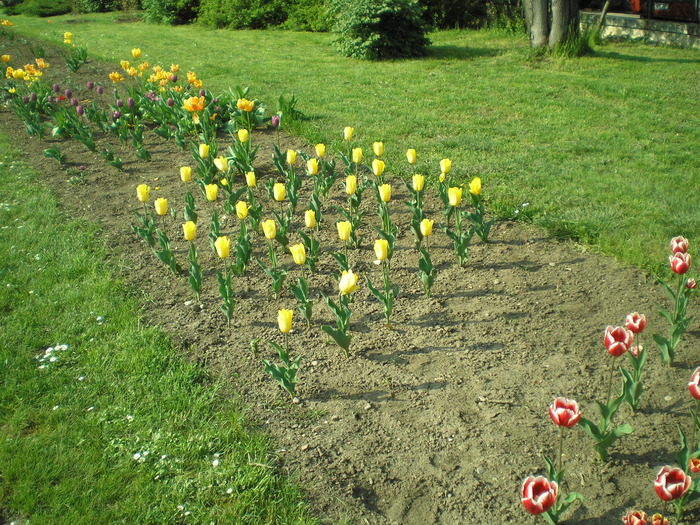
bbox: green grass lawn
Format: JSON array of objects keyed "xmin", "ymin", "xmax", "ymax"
[
  {"xmin": 0, "ymin": 132, "xmax": 316, "ymax": 524},
  {"xmin": 7, "ymin": 12, "xmax": 700, "ymax": 273}
]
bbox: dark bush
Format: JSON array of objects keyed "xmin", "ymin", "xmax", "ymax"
[
  {"xmin": 5, "ymin": 0, "xmax": 72, "ymax": 16},
  {"xmin": 75, "ymin": 0, "xmax": 120, "ymax": 12},
  {"xmin": 329, "ymin": 0, "xmax": 430, "ymax": 60},
  {"xmin": 143, "ymin": 0, "xmax": 200, "ymax": 24}
]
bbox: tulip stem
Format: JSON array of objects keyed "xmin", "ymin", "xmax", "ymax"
[
  {"xmin": 557, "ymin": 426, "xmax": 564, "ymax": 479},
  {"xmin": 605, "ymin": 355, "xmax": 617, "ymax": 410},
  {"xmin": 285, "ymin": 333, "xmax": 289, "ymax": 354},
  {"xmin": 692, "ymin": 398, "xmax": 700, "ymax": 453}
]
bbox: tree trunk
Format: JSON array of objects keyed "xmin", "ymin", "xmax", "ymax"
[{"xmin": 523, "ymin": 0, "xmax": 580, "ymax": 47}]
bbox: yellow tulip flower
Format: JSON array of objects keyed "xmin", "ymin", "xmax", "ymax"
[
  {"xmin": 440, "ymin": 158, "xmax": 452, "ymax": 174},
  {"xmin": 109, "ymin": 72, "xmax": 124, "ymax": 83},
  {"xmin": 372, "ymin": 159, "xmax": 385, "ymax": 177},
  {"xmin": 305, "ymin": 209, "xmax": 317, "ymax": 229},
  {"xmin": 378, "ymin": 184, "xmax": 391, "ymax": 203},
  {"xmin": 235, "ymin": 201, "xmax": 249, "ymax": 220},
  {"xmin": 420, "ymin": 218, "xmax": 434, "ymax": 237},
  {"xmin": 307, "ymin": 158, "xmax": 319, "ymax": 176},
  {"xmin": 199, "ymin": 143, "xmax": 209, "ymax": 158},
  {"xmin": 215, "ymin": 236, "xmax": 230, "ymax": 259},
  {"xmin": 278, "ymin": 309, "xmax": 293, "ymax": 334},
  {"xmin": 262, "ymin": 219, "xmax": 277, "ymax": 240},
  {"xmin": 406, "ymin": 148, "xmax": 417, "ymax": 164},
  {"xmin": 221, "ymin": 179, "xmax": 228, "ymax": 187},
  {"xmin": 1, "ymin": 55, "xmax": 9, "ymax": 63},
  {"xmin": 346, "ymin": 175, "xmax": 357, "ymax": 196},
  {"xmin": 154, "ymin": 197, "xmax": 168, "ymax": 216},
  {"xmin": 439, "ymin": 172, "xmax": 446, "ymax": 183},
  {"xmin": 131, "ymin": 48, "xmax": 141, "ymax": 59},
  {"xmin": 236, "ymin": 98, "xmax": 254, "ymax": 112},
  {"xmin": 180, "ymin": 166, "xmax": 192, "ymax": 183},
  {"xmin": 289, "ymin": 243, "xmax": 306, "ymax": 266},
  {"xmin": 315, "ymin": 143, "xmax": 326, "ymax": 158},
  {"xmin": 273, "ymin": 183, "xmax": 286, "ymax": 202},
  {"xmin": 374, "ymin": 239, "xmax": 388, "ymax": 262},
  {"xmin": 352, "ymin": 147, "xmax": 363, "ymax": 164},
  {"xmin": 205, "ymin": 184, "xmax": 218, "ymax": 202},
  {"xmin": 237, "ymin": 128, "xmax": 249, "ymax": 143},
  {"xmin": 286, "ymin": 149, "xmax": 297, "ymax": 165},
  {"xmin": 214, "ymin": 156, "xmax": 229, "ymax": 172},
  {"xmin": 343, "ymin": 126, "xmax": 354, "ymax": 141},
  {"xmin": 412, "ymin": 174, "xmax": 425, "ymax": 192},
  {"xmin": 183, "ymin": 221, "xmax": 196, "ymax": 241},
  {"xmin": 372, "ymin": 141, "xmax": 384, "ymax": 157},
  {"xmin": 337, "ymin": 221, "xmax": 352, "ymax": 242},
  {"xmin": 245, "ymin": 171, "xmax": 256, "ymax": 188},
  {"xmin": 448, "ymin": 186, "xmax": 463, "ymax": 207},
  {"xmin": 469, "ymin": 177, "xmax": 482, "ymax": 196},
  {"xmin": 339, "ymin": 269, "xmax": 360, "ymax": 295},
  {"xmin": 136, "ymin": 184, "xmax": 150, "ymax": 203}
]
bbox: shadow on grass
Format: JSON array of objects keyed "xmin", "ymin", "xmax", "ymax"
[
  {"xmin": 428, "ymin": 45, "xmax": 503, "ymax": 60},
  {"xmin": 595, "ymin": 49, "xmax": 700, "ymax": 63}
]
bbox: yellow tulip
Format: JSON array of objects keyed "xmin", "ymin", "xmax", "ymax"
[
  {"xmin": 307, "ymin": 158, "xmax": 319, "ymax": 176},
  {"xmin": 378, "ymin": 184, "xmax": 391, "ymax": 203},
  {"xmin": 420, "ymin": 218, "xmax": 434, "ymax": 237},
  {"xmin": 214, "ymin": 236, "xmax": 230, "ymax": 259},
  {"xmin": 315, "ymin": 143, "xmax": 326, "ymax": 158},
  {"xmin": 236, "ymin": 98, "xmax": 254, "ymax": 112},
  {"xmin": 343, "ymin": 126, "xmax": 354, "ymax": 141},
  {"xmin": 372, "ymin": 159, "xmax": 385, "ymax": 177},
  {"xmin": 289, "ymin": 243, "xmax": 306, "ymax": 265},
  {"xmin": 412, "ymin": 174, "xmax": 425, "ymax": 192},
  {"xmin": 183, "ymin": 221, "xmax": 197, "ymax": 241},
  {"xmin": 237, "ymin": 128, "xmax": 249, "ymax": 143},
  {"xmin": 221, "ymin": 179, "xmax": 228, "ymax": 187},
  {"xmin": 278, "ymin": 309, "xmax": 293, "ymax": 333},
  {"xmin": 469, "ymin": 177, "xmax": 482, "ymax": 196},
  {"xmin": 1, "ymin": 55, "xmax": 9, "ymax": 63},
  {"xmin": 136, "ymin": 184, "xmax": 150, "ymax": 203},
  {"xmin": 180, "ymin": 166, "xmax": 192, "ymax": 182},
  {"xmin": 214, "ymin": 156, "xmax": 229, "ymax": 172},
  {"xmin": 440, "ymin": 158, "xmax": 452, "ymax": 174},
  {"xmin": 448, "ymin": 186, "xmax": 463, "ymax": 207},
  {"xmin": 439, "ymin": 172, "xmax": 446, "ymax": 183},
  {"xmin": 372, "ymin": 141, "xmax": 384, "ymax": 157},
  {"xmin": 205, "ymin": 184, "xmax": 218, "ymax": 202},
  {"xmin": 305, "ymin": 209, "xmax": 316, "ymax": 229},
  {"xmin": 199, "ymin": 143, "xmax": 210, "ymax": 158},
  {"xmin": 352, "ymin": 147, "xmax": 363, "ymax": 164},
  {"xmin": 235, "ymin": 201, "xmax": 249, "ymax": 220},
  {"xmin": 374, "ymin": 239, "xmax": 388, "ymax": 262},
  {"xmin": 245, "ymin": 171, "xmax": 256, "ymax": 187},
  {"xmin": 131, "ymin": 48, "xmax": 141, "ymax": 59},
  {"xmin": 273, "ymin": 182, "xmax": 286, "ymax": 202},
  {"xmin": 406, "ymin": 148, "xmax": 417, "ymax": 164},
  {"xmin": 337, "ymin": 221, "xmax": 352, "ymax": 242},
  {"xmin": 286, "ymin": 149, "xmax": 297, "ymax": 165},
  {"xmin": 262, "ymin": 219, "xmax": 277, "ymax": 240},
  {"xmin": 339, "ymin": 269, "xmax": 359, "ymax": 295},
  {"xmin": 154, "ymin": 197, "xmax": 168, "ymax": 216},
  {"xmin": 346, "ymin": 175, "xmax": 357, "ymax": 196}
]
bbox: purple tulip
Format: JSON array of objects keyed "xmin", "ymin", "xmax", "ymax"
[
  {"xmin": 86, "ymin": 81, "xmax": 94, "ymax": 90},
  {"xmin": 30, "ymin": 92, "xmax": 37, "ymax": 102},
  {"xmin": 79, "ymin": 165, "xmax": 86, "ymax": 171},
  {"xmin": 199, "ymin": 89, "xmax": 206, "ymax": 97},
  {"xmin": 271, "ymin": 115, "xmax": 280, "ymax": 128},
  {"xmin": 76, "ymin": 105, "xmax": 84, "ymax": 116},
  {"xmin": 112, "ymin": 110, "xmax": 121, "ymax": 119},
  {"xmin": 166, "ymin": 97, "xmax": 174, "ymax": 107},
  {"xmin": 21, "ymin": 96, "xmax": 29, "ymax": 104},
  {"xmin": 52, "ymin": 84, "xmax": 60, "ymax": 93},
  {"xmin": 70, "ymin": 97, "xmax": 79, "ymax": 107},
  {"xmin": 127, "ymin": 97, "xmax": 135, "ymax": 108},
  {"xmin": 170, "ymin": 74, "xmax": 177, "ymax": 83},
  {"xmin": 47, "ymin": 96, "xmax": 55, "ymax": 103},
  {"xmin": 64, "ymin": 89, "xmax": 72, "ymax": 98},
  {"xmin": 170, "ymin": 124, "xmax": 176, "ymax": 131},
  {"xmin": 96, "ymin": 86, "xmax": 104, "ymax": 95},
  {"xmin": 116, "ymin": 99, "xmax": 123, "ymax": 108}
]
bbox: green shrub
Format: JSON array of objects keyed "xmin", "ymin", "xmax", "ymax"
[
  {"xmin": 419, "ymin": 0, "xmax": 484, "ymax": 29},
  {"xmin": 5, "ymin": 0, "xmax": 72, "ymax": 16},
  {"xmin": 282, "ymin": 0, "xmax": 332, "ymax": 31},
  {"xmin": 197, "ymin": 0, "xmax": 297, "ymax": 29},
  {"xmin": 0, "ymin": 0, "xmax": 24, "ymax": 8},
  {"xmin": 329, "ymin": 0, "xmax": 430, "ymax": 60},
  {"xmin": 143, "ymin": 0, "xmax": 199, "ymax": 24},
  {"xmin": 75, "ymin": 0, "xmax": 119, "ymax": 12}
]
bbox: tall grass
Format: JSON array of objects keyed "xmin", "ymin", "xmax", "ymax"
[
  {"xmin": 0, "ymin": 133, "xmax": 316, "ymax": 524},
  {"xmin": 6, "ymin": 13, "xmax": 700, "ymax": 273}
]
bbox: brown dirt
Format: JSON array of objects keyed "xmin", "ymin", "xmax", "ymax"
[{"xmin": 2, "ymin": 33, "xmax": 700, "ymax": 525}]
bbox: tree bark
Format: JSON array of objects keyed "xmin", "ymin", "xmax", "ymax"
[
  {"xmin": 523, "ymin": 0, "xmax": 580, "ymax": 47},
  {"xmin": 524, "ymin": 0, "xmax": 550, "ymax": 47}
]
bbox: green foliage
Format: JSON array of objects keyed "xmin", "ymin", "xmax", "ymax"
[
  {"xmin": 75, "ymin": 0, "xmax": 119, "ymax": 12},
  {"xmin": 197, "ymin": 0, "xmax": 331, "ymax": 31},
  {"xmin": 329, "ymin": 0, "xmax": 431, "ymax": 60},
  {"xmin": 5, "ymin": 0, "xmax": 72, "ymax": 16},
  {"xmin": 419, "ymin": 0, "xmax": 485, "ymax": 29},
  {"xmin": 143, "ymin": 0, "xmax": 199, "ymax": 24},
  {"xmin": 282, "ymin": 0, "xmax": 333, "ymax": 31}
]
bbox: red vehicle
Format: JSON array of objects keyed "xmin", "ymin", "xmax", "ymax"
[{"xmin": 639, "ymin": 0, "xmax": 699, "ymax": 21}]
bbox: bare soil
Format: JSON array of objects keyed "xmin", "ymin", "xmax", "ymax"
[{"xmin": 2, "ymin": 33, "xmax": 699, "ymax": 525}]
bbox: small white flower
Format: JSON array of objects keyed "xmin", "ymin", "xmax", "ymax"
[
  {"xmin": 53, "ymin": 405, "xmax": 59, "ymax": 410},
  {"xmin": 226, "ymin": 488, "xmax": 233, "ymax": 494},
  {"xmin": 87, "ymin": 406, "xmax": 94, "ymax": 412},
  {"xmin": 78, "ymin": 376, "xmax": 85, "ymax": 381},
  {"xmin": 133, "ymin": 453, "xmax": 141, "ymax": 461},
  {"xmin": 212, "ymin": 459, "xmax": 219, "ymax": 468},
  {"xmin": 126, "ymin": 415, "xmax": 134, "ymax": 422},
  {"xmin": 177, "ymin": 505, "xmax": 185, "ymax": 511}
]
